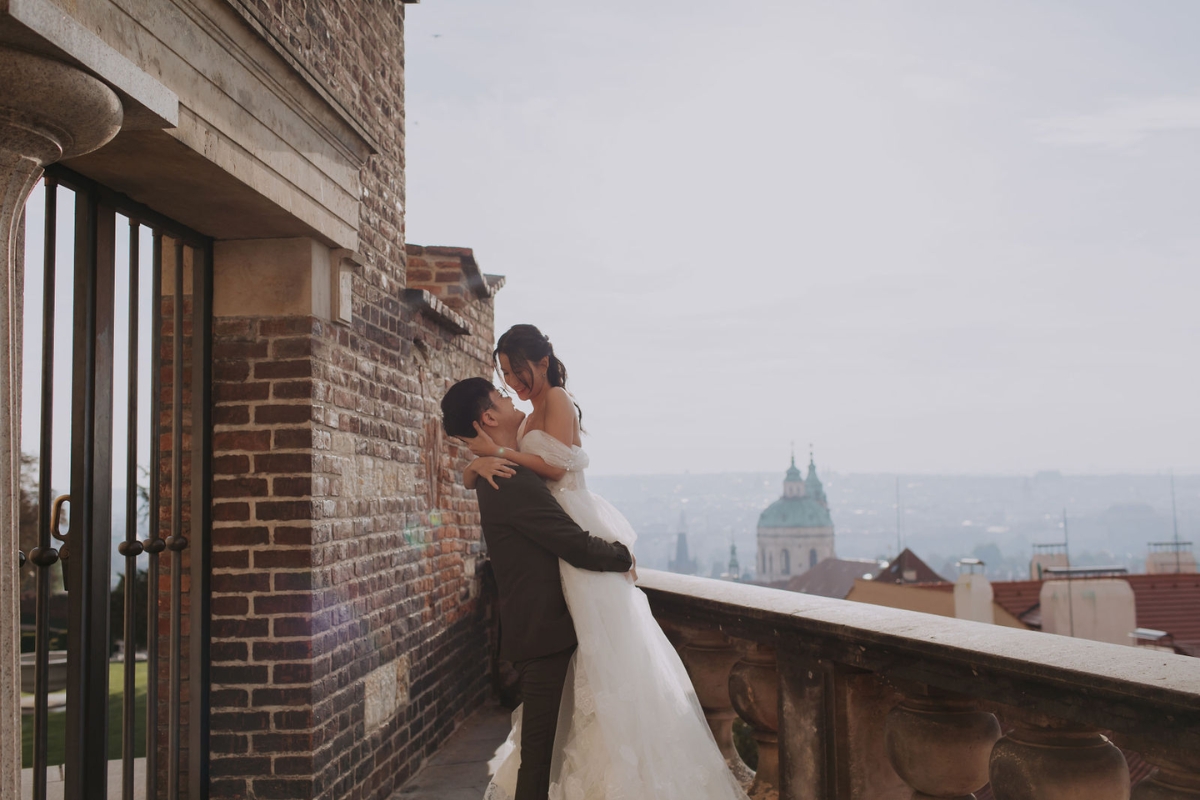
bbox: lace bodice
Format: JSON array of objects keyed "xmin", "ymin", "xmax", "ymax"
[{"xmin": 518, "ymin": 428, "xmax": 589, "ymax": 493}]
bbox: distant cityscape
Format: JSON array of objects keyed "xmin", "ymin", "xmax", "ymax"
[{"xmin": 591, "ymin": 467, "xmax": 1200, "ymax": 582}]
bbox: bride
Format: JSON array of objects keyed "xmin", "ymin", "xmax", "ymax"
[{"xmin": 463, "ymin": 324, "xmax": 748, "ymax": 800}]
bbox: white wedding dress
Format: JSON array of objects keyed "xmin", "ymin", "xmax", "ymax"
[{"xmin": 483, "ymin": 425, "xmax": 749, "ymax": 800}]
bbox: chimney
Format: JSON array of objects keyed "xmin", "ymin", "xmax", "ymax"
[
  {"xmin": 953, "ymin": 559, "xmax": 995, "ymax": 624},
  {"xmin": 1039, "ymin": 567, "xmax": 1136, "ymax": 646},
  {"xmin": 1030, "ymin": 543, "xmax": 1069, "ymax": 580},
  {"xmin": 1145, "ymin": 541, "xmax": 1196, "ymax": 575}
]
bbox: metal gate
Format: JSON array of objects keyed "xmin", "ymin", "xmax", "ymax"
[{"xmin": 18, "ymin": 165, "xmax": 212, "ymax": 799}]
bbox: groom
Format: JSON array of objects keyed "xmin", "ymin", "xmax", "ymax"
[{"xmin": 441, "ymin": 378, "xmax": 634, "ymax": 800}]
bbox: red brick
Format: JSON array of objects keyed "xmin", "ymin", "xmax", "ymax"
[
  {"xmin": 211, "ymin": 596, "xmax": 249, "ymax": 616},
  {"xmin": 215, "ymin": 405, "xmax": 251, "ymax": 425},
  {"xmin": 254, "ymin": 640, "xmax": 313, "ymax": 661},
  {"xmin": 255, "ymin": 360, "xmax": 313, "ymax": 380},
  {"xmin": 214, "ymin": 430, "xmax": 271, "ymax": 452},
  {"xmin": 273, "ymin": 477, "xmax": 312, "ymax": 496},
  {"xmin": 273, "ymin": 428, "xmax": 312, "ymax": 449},
  {"xmin": 255, "ymin": 404, "xmax": 313, "ymax": 425},
  {"xmin": 271, "ymin": 337, "xmax": 313, "ymax": 358},
  {"xmin": 254, "ymin": 453, "xmax": 313, "ymax": 473},
  {"xmin": 213, "ymin": 454, "xmax": 251, "ymax": 475},
  {"xmin": 213, "ymin": 502, "xmax": 251, "ymax": 522},
  {"xmin": 273, "ymin": 379, "xmax": 314, "ymax": 399},
  {"xmin": 253, "ymin": 548, "xmax": 313, "ymax": 569},
  {"xmin": 215, "ymin": 381, "xmax": 271, "ymax": 403},
  {"xmin": 212, "ymin": 526, "xmax": 270, "ymax": 547},
  {"xmin": 254, "ymin": 594, "xmax": 315, "ymax": 615},
  {"xmin": 256, "ymin": 501, "xmax": 314, "ymax": 521},
  {"xmin": 213, "ymin": 477, "xmax": 269, "ymax": 498},
  {"xmin": 210, "ymin": 711, "xmax": 271, "ymax": 732}
]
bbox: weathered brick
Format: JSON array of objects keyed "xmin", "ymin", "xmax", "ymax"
[
  {"xmin": 256, "ymin": 501, "xmax": 314, "ymax": 521},
  {"xmin": 255, "ymin": 360, "xmax": 314, "ymax": 380},
  {"xmin": 254, "ymin": 453, "xmax": 313, "ymax": 473},
  {"xmin": 255, "ymin": 404, "xmax": 313, "ymax": 425},
  {"xmin": 253, "ymin": 548, "xmax": 313, "ymax": 569}
]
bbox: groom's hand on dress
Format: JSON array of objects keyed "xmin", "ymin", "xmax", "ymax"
[{"xmin": 473, "ymin": 456, "xmax": 518, "ymax": 490}]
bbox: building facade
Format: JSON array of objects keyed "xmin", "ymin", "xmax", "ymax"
[
  {"xmin": 1, "ymin": 2, "xmax": 501, "ymax": 798},
  {"xmin": 756, "ymin": 453, "xmax": 835, "ymax": 583}
]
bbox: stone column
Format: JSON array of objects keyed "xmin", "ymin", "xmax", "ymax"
[
  {"xmin": 678, "ymin": 627, "xmax": 755, "ymax": 787},
  {"xmin": 989, "ymin": 720, "xmax": 1129, "ymax": 800},
  {"xmin": 0, "ymin": 46, "xmax": 121, "ymax": 797},
  {"xmin": 730, "ymin": 643, "xmax": 780, "ymax": 800},
  {"xmin": 884, "ymin": 689, "xmax": 1001, "ymax": 800}
]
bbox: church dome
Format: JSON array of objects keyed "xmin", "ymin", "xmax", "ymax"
[{"xmin": 758, "ymin": 454, "xmax": 833, "ymax": 529}]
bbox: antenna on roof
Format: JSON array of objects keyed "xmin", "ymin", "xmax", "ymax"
[
  {"xmin": 1171, "ymin": 472, "xmax": 1181, "ymax": 574},
  {"xmin": 1063, "ymin": 507, "xmax": 1074, "ymax": 638}
]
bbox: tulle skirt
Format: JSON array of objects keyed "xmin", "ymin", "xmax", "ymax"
[{"xmin": 484, "ymin": 488, "xmax": 748, "ymax": 800}]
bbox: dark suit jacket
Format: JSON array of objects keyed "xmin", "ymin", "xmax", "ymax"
[{"xmin": 476, "ymin": 466, "xmax": 632, "ymax": 662}]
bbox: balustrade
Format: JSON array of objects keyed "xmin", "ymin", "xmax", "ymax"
[{"xmin": 638, "ymin": 570, "xmax": 1200, "ymax": 800}]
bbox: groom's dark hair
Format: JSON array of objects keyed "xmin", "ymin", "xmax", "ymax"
[{"xmin": 441, "ymin": 377, "xmax": 495, "ymax": 438}]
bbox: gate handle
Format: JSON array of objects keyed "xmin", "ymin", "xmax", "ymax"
[{"xmin": 50, "ymin": 495, "xmax": 70, "ymax": 542}]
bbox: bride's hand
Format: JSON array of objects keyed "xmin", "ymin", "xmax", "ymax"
[
  {"xmin": 468, "ymin": 423, "xmax": 500, "ymax": 457},
  {"xmin": 471, "ymin": 456, "xmax": 518, "ymax": 490}
]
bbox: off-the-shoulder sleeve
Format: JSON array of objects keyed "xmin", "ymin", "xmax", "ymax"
[{"xmin": 521, "ymin": 431, "xmax": 590, "ymax": 472}]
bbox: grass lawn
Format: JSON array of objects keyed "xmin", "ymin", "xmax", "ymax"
[{"xmin": 21, "ymin": 661, "xmax": 147, "ymax": 768}]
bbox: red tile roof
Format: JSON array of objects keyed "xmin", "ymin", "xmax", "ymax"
[
  {"xmin": 1124, "ymin": 573, "xmax": 1200, "ymax": 656},
  {"xmin": 985, "ymin": 572, "xmax": 1200, "ymax": 655},
  {"xmin": 873, "ymin": 548, "xmax": 947, "ymax": 585}
]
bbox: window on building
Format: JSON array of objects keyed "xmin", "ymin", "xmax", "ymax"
[
  {"xmin": 809, "ymin": 548, "xmax": 818, "ymax": 568},
  {"xmin": 781, "ymin": 549, "xmax": 790, "ymax": 575}
]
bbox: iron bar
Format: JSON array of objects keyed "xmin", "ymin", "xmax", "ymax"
[
  {"xmin": 65, "ymin": 192, "xmax": 116, "ymax": 799},
  {"xmin": 167, "ymin": 237, "xmax": 185, "ymax": 800},
  {"xmin": 143, "ymin": 229, "xmax": 165, "ymax": 800},
  {"xmin": 189, "ymin": 241, "xmax": 213, "ymax": 800},
  {"xmin": 120, "ymin": 217, "xmax": 144, "ymax": 800},
  {"xmin": 31, "ymin": 176, "xmax": 60, "ymax": 800}
]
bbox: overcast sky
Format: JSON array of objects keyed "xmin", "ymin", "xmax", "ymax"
[{"xmin": 411, "ymin": 2, "xmax": 1196, "ymax": 476}]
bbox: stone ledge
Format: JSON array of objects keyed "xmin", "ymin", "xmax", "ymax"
[
  {"xmin": 638, "ymin": 568, "xmax": 1200, "ymax": 755},
  {"xmin": 403, "ymin": 289, "xmax": 472, "ymax": 336}
]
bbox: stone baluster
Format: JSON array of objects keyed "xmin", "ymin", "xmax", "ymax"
[
  {"xmin": 0, "ymin": 45, "xmax": 122, "ymax": 796},
  {"xmin": 677, "ymin": 627, "xmax": 755, "ymax": 787},
  {"xmin": 884, "ymin": 688, "xmax": 1001, "ymax": 800},
  {"xmin": 989, "ymin": 718, "xmax": 1129, "ymax": 800},
  {"xmin": 1130, "ymin": 749, "xmax": 1200, "ymax": 800},
  {"xmin": 729, "ymin": 643, "xmax": 780, "ymax": 800}
]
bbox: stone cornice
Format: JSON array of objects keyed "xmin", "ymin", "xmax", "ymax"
[
  {"xmin": 179, "ymin": 0, "xmax": 376, "ymax": 164},
  {"xmin": 403, "ymin": 289, "xmax": 472, "ymax": 336}
]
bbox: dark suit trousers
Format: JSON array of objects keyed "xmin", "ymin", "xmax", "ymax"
[{"xmin": 513, "ymin": 644, "xmax": 576, "ymax": 800}]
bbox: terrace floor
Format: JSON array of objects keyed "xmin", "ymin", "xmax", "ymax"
[{"xmin": 394, "ymin": 704, "xmax": 512, "ymax": 800}]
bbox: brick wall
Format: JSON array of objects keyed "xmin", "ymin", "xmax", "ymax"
[
  {"xmin": 141, "ymin": 4, "xmax": 508, "ymax": 798},
  {"xmin": 205, "ymin": 288, "xmax": 498, "ymax": 800}
]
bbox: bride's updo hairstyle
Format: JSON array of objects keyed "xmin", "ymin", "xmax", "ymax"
[{"xmin": 495, "ymin": 324, "xmax": 582, "ymax": 422}]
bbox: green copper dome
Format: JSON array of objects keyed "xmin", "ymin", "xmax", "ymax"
[
  {"xmin": 759, "ymin": 456, "xmax": 833, "ymax": 529},
  {"xmin": 785, "ymin": 455, "xmax": 802, "ymax": 483},
  {"xmin": 758, "ymin": 497, "xmax": 834, "ymax": 528}
]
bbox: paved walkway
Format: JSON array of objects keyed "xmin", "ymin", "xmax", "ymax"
[{"xmin": 394, "ymin": 703, "xmax": 513, "ymax": 800}]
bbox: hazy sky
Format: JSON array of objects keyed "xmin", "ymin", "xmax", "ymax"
[{"xmin": 404, "ymin": 1, "xmax": 1200, "ymax": 477}]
